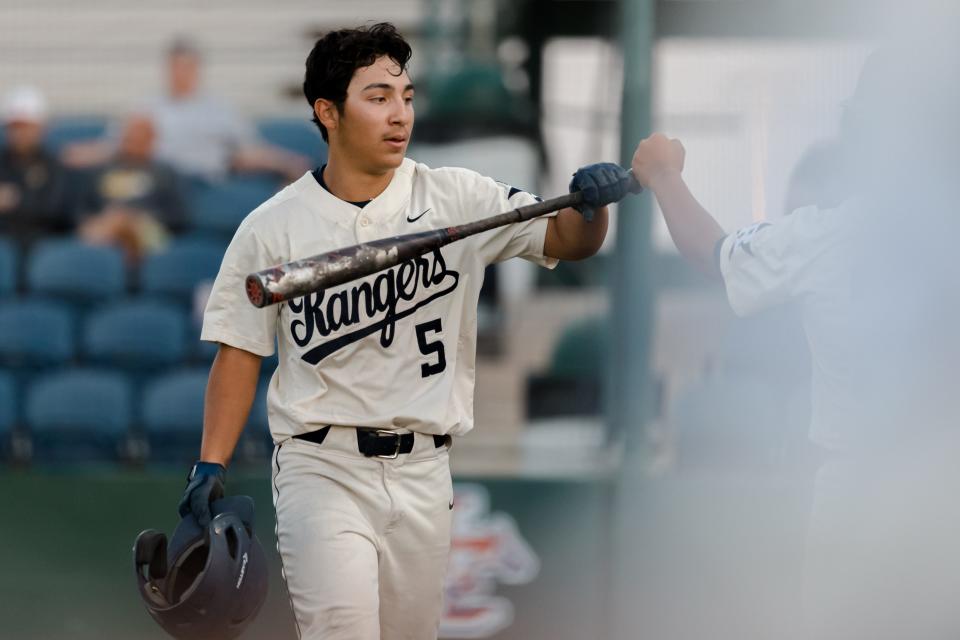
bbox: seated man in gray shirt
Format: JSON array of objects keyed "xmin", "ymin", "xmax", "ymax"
[
  {"xmin": 150, "ymin": 38, "xmax": 310, "ymax": 182},
  {"xmin": 65, "ymin": 38, "xmax": 310, "ymax": 184}
]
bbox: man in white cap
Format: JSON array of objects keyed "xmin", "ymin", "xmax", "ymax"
[{"xmin": 0, "ymin": 86, "xmax": 71, "ymax": 248}]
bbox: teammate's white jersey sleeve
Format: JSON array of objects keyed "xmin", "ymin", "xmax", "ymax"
[
  {"xmin": 201, "ymin": 218, "xmax": 279, "ymax": 356},
  {"xmin": 718, "ymin": 206, "xmax": 842, "ymax": 316},
  {"xmin": 450, "ymin": 170, "xmax": 558, "ymax": 268}
]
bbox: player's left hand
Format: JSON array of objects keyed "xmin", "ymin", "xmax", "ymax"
[
  {"xmin": 178, "ymin": 461, "xmax": 226, "ymax": 527},
  {"xmin": 569, "ymin": 162, "xmax": 634, "ymax": 221}
]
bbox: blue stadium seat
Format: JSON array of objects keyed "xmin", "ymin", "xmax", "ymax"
[
  {"xmin": 0, "ymin": 300, "xmax": 74, "ymax": 368},
  {"xmin": 188, "ymin": 178, "xmax": 277, "ymax": 235},
  {"xmin": 142, "ymin": 369, "xmax": 208, "ymax": 461},
  {"xmin": 140, "ymin": 238, "xmax": 225, "ymax": 302},
  {"xmin": 25, "ymin": 369, "xmax": 132, "ymax": 462},
  {"xmin": 0, "ymin": 371, "xmax": 13, "ymax": 427},
  {"xmin": 83, "ymin": 299, "xmax": 187, "ymax": 370},
  {"xmin": 0, "ymin": 238, "xmax": 16, "ymax": 295},
  {"xmin": 0, "ymin": 370, "xmax": 15, "ymax": 448},
  {"xmin": 27, "ymin": 239, "xmax": 126, "ymax": 303},
  {"xmin": 257, "ymin": 118, "xmax": 327, "ymax": 167},
  {"xmin": 44, "ymin": 116, "xmax": 108, "ymax": 152},
  {"xmin": 235, "ymin": 379, "xmax": 272, "ymax": 463}
]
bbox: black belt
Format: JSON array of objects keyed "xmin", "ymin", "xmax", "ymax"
[{"xmin": 293, "ymin": 426, "xmax": 446, "ymax": 458}]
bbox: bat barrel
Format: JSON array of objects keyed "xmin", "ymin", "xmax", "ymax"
[
  {"xmin": 245, "ymin": 274, "xmax": 270, "ymax": 309},
  {"xmin": 244, "ymin": 230, "xmax": 447, "ymax": 307}
]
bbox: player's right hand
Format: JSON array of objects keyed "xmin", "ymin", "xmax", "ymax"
[
  {"xmin": 177, "ymin": 461, "xmax": 226, "ymax": 526},
  {"xmin": 631, "ymin": 133, "xmax": 685, "ymax": 190}
]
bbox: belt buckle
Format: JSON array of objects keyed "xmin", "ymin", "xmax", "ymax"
[{"xmin": 372, "ymin": 429, "xmax": 401, "ymax": 459}]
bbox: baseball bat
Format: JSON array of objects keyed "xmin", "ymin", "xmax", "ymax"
[{"xmin": 245, "ymin": 173, "xmax": 641, "ymax": 308}]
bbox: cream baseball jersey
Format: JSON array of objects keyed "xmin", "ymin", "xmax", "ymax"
[
  {"xmin": 718, "ymin": 204, "xmax": 866, "ymax": 450},
  {"xmin": 717, "ymin": 201, "xmax": 960, "ymax": 451},
  {"xmin": 202, "ymin": 158, "xmax": 556, "ymax": 440}
]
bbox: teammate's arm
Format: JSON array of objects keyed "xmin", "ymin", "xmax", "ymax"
[
  {"xmin": 200, "ymin": 343, "xmax": 262, "ymax": 465},
  {"xmin": 631, "ymin": 134, "xmax": 726, "ymax": 279}
]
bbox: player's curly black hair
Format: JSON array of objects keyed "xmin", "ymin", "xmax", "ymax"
[{"xmin": 303, "ymin": 22, "xmax": 413, "ymax": 142}]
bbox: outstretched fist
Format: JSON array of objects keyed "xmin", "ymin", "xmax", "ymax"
[{"xmin": 631, "ymin": 134, "xmax": 685, "ymax": 190}]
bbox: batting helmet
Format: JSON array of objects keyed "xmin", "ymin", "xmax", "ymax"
[{"xmin": 133, "ymin": 495, "xmax": 268, "ymax": 640}]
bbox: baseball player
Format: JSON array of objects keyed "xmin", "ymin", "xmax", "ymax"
[
  {"xmin": 631, "ymin": 35, "xmax": 960, "ymax": 640},
  {"xmin": 177, "ymin": 22, "xmax": 634, "ymax": 640}
]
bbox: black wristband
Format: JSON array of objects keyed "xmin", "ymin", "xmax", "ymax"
[{"xmin": 188, "ymin": 461, "xmax": 226, "ymax": 482}]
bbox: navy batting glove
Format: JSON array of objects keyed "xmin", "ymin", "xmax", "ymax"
[
  {"xmin": 177, "ymin": 461, "xmax": 226, "ymax": 527},
  {"xmin": 569, "ymin": 162, "xmax": 635, "ymax": 221}
]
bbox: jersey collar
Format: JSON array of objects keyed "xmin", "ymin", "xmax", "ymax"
[{"xmin": 297, "ymin": 158, "xmax": 415, "ymax": 222}]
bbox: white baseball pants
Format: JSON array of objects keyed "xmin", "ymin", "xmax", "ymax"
[{"xmin": 272, "ymin": 427, "xmax": 454, "ymax": 640}]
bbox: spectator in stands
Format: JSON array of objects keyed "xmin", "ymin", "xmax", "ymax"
[
  {"xmin": 76, "ymin": 114, "xmax": 186, "ymax": 264},
  {"xmin": 0, "ymin": 86, "xmax": 71, "ymax": 248},
  {"xmin": 64, "ymin": 38, "xmax": 310, "ymax": 184},
  {"xmin": 155, "ymin": 38, "xmax": 311, "ymax": 182}
]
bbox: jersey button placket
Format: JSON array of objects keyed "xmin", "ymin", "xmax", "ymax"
[{"xmin": 357, "ymin": 215, "xmax": 373, "ymax": 241}]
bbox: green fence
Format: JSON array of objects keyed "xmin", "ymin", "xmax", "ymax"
[{"xmin": 1, "ymin": 470, "xmax": 614, "ymax": 640}]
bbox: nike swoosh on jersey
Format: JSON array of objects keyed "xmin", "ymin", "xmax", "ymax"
[{"xmin": 406, "ymin": 208, "xmax": 431, "ymax": 223}]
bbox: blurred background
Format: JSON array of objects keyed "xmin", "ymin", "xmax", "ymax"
[{"xmin": 0, "ymin": 0, "xmax": 928, "ymax": 638}]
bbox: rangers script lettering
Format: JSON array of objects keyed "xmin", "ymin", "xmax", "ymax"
[{"xmin": 288, "ymin": 247, "xmax": 460, "ymax": 364}]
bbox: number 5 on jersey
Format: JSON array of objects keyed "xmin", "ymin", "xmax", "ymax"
[{"xmin": 415, "ymin": 319, "xmax": 446, "ymax": 378}]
